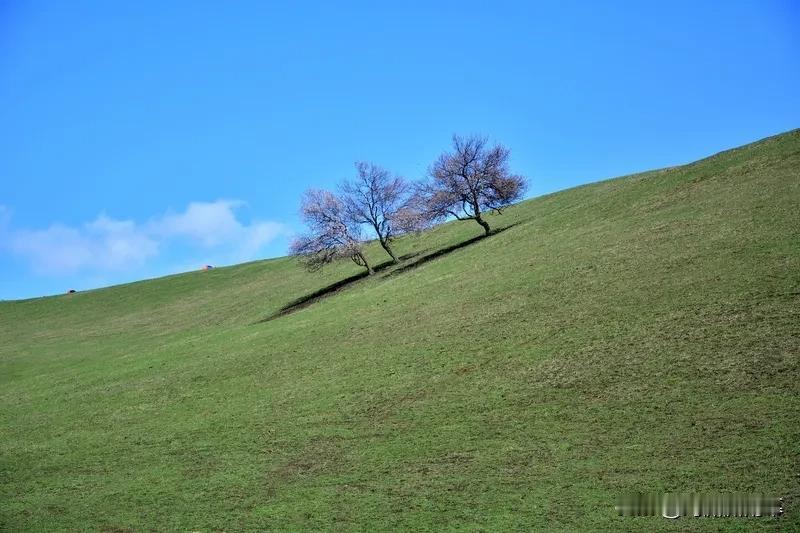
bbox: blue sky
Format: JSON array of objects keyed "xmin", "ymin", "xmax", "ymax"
[{"xmin": 1, "ymin": 0, "xmax": 798, "ymax": 299}]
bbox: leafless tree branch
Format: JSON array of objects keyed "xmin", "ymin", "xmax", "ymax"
[
  {"xmin": 416, "ymin": 134, "xmax": 527, "ymax": 235},
  {"xmin": 290, "ymin": 189, "xmax": 373, "ymax": 274}
]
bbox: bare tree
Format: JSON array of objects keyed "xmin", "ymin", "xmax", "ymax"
[
  {"xmin": 418, "ymin": 134, "xmax": 526, "ymax": 235},
  {"xmin": 290, "ymin": 189, "xmax": 374, "ymax": 274},
  {"xmin": 340, "ymin": 162, "xmax": 410, "ymax": 263},
  {"xmin": 393, "ymin": 196, "xmax": 433, "ymax": 235}
]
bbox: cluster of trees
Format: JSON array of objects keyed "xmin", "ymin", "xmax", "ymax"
[{"xmin": 290, "ymin": 134, "xmax": 527, "ymax": 274}]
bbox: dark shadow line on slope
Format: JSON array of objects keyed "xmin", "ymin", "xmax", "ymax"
[
  {"xmin": 257, "ymin": 223, "xmax": 518, "ymax": 324},
  {"xmin": 387, "ymin": 223, "xmax": 518, "ymax": 277},
  {"xmin": 255, "ymin": 259, "xmax": 397, "ymax": 323}
]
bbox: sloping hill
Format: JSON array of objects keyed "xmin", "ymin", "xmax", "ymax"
[{"xmin": 1, "ymin": 130, "xmax": 798, "ymax": 531}]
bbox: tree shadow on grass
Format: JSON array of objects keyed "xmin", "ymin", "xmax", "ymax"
[
  {"xmin": 258, "ymin": 270, "xmax": 369, "ymax": 322},
  {"xmin": 388, "ymin": 223, "xmax": 518, "ymax": 276},
  {"xmin": 257, "ymin": 223, "xmax": 517, "ymax": 323},
  {"xmin": 257, "ymin": 258, "xmax": 400, "ymax": 323}
]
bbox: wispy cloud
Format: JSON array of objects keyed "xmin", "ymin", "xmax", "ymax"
[
  {"xmin": 8, "ymin": 215, "xmax": 159, "ymax": 274},
  {"xmin": 0, "ymin": 201, "xmax": 289, "ymax": 277},
  {"xmin": 151, "ymin": 200, "xmax": 285, "ymax": 260}
]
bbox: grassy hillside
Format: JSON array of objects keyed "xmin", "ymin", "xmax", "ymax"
[{"xmin": 1, "ymin": 130, "xmax": 799, "ymax": 531}]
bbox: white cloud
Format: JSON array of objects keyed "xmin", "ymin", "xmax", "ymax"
[
  {"xmin": 9, "ymin": 216, "xmax": 158, "ymax": 274},
  {"xmin": 154, "ymin": 200, "xmax": 245, "ymax": 246},
  {"xmin": 0, "ymin": 201, "xmax": 288, "ymax": 276},
  {"xmin": 150, "ymin": 201, "xmax": 287, "ymax": 261},
  {"xmin": 233, "ymin": 220, "xmax": 286, "ymax": 261}
]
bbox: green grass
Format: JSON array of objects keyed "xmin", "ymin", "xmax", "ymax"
[{"xmin": 1, "ymin": 130, "xmax": 799, "ymax": 531}]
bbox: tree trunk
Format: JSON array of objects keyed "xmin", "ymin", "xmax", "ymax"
[
  {"xmin": 380, "ymin": 239, "xmax": 399, "ymax": 263},
  {"xmin": 475, "ymin": 215, "xmax": 491, "ymax": 236},
  {"xmin": 351, "ymin": 252, "xmax": 374, "ymax": 274},
  {"xmin": 360, "ymin": 253, "xmax": 374, "ymax": 275}
]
